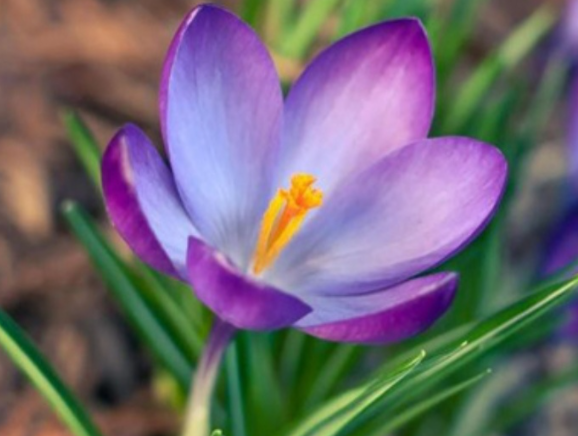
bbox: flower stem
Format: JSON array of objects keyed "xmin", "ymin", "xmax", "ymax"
[{"xmin": 182, "ymin": 318, "xmax": 236, "ymax": 436}]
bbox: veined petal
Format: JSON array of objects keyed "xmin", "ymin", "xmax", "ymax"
[
  {"xmin": 161, "ymin": 5, "xmax": 283, "ymax": 268},
  {"xmin": 298, "ymin": 273, "xmax": 457, "ymax": 344},
  {"xmin": 265, "ymin": 137, "xmax": 507, "ymax": 296},
  {"xmin": 276, "ymin": 18, "xmax": 435, "ymax": 193},
  {"xmin": 102, "ymin": 124, "xmax": 197, "ymax": 279},
  {"xmin": 186, "ymin": 237, "xmax": 311, "ymax": 330}
]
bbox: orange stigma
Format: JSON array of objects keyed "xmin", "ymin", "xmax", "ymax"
[{"xmin": 252, "ymin": 173, "xmax": 323, "ymax": 275}]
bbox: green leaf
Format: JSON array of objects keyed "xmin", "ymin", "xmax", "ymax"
[
  {"xmin": 0, "ymin": 309, "xmax": 103, "ymax": 436},
  {"xmin": 284, "ymin": 351, "xmax": 426, "ymax": 436},
  {"xmin": 62, "ymin": 110, "xmax": 102, "ymax": 190},
  {"xmin": 225, "ymin": 339, "xmax": 247, "ymax": 436},
  {"xmin": 240, "ymin": 333, "xmax": 285, "ymax": 436},
  {"xmin": 386, "ymin": 0, "xmax": 431, "ymax": 17},
  {"xmin": 301, "ymin": 345, "xmax": 361, "ymax": 410},
  {"xmin": 441, "ymin": 6, "xmax": 555, "ymax": 133},
  {"xmin": 370, "ymin": 370, "xmax": 491, "ymax": 435},
  {"xmin": 240, "ymin": 0, "xmax": 265, "ymax": 30},
  {"xmin": 432, "ymin": 0, "xmax": 490, "ymax": 83},
  {"xmin": 290, "ymin": 274, "xmax": 578, "ymax": 435},
  {"xmin": 264, "ymin": 0, "xmax": 297, "ymax": 44},
  {"xmin": 508, "ymin": 60, "xmax": 568, "ymax": 182},
  {"xmin": 353, "ymin": 275, "xmax": 578, "ymax": 434},
  {"xmin": 62, "ymin": 201, "xmax": 193, "ymax": 392},
  {"xmin": 279, "ymin": 0, "xmax": 343, "ymax": 58},
  {"xmin": 132, "ymin": 265, "xmax": 204, "ymax": 360},
  {"xmin": 335, "ymin": 0, "xmax": 382, "ymax": 38}
]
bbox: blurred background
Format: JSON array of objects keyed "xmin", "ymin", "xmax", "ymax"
[{"xmin": 0, "ymin": 0, "xmax": 574, "ymax": 435}]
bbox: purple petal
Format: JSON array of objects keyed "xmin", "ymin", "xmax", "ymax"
[
  {"xmin": 568, "ymin": 77, "xmax": 578, "ymax": 188},
  {"xmin": 186, "ymin": 237, "xmax": 311, "ymax": 330},
  {"xmin": 298, "ymin": 273, "xmax": 457, "ymax": 344},
  {"xmin": 275, "ymin": 18, "xmax": 435, "ymax": 193},
  {"xmin": 161, "ymin": 5, "xmax": 283, "ymax": 268},
  {"xmin": 562, "ymin": 0, "xmax": 578, "ymax": 54},
  {"xmin": 539, "ymin": 205, "xmax": 578, "ymax": 341},
  {"xmin": 562, "ymin": 301, "xmax": 578, "ymax": 338},
  {"xmin": 540, "ymin": 203, "xmax": 578, "ymax": 276},
  {"xmin": 265, "ymin": 137, "xmax": 507, "ymax": 296},
  {"xmin": 102, "ymin": 124, "xmax": 197, "ymax": 279}
]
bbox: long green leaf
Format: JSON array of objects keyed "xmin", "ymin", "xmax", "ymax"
[
  {"xmin": 225, "ymin": 339, "xmax": 247, "ymax": 436},
  {"xmin": 62, "ymin": 110, "xmax": 102, "ymax": 190},
  {"xmin": 133, "ymin": 265, "xmax": 204, "ymax": 360},
  {"xmin": 285, "ymin": 351, "xmax": 426, "ymax": 436},
  {"xmin": 0, "ymin": 309, "xmax": 103, "ymax": 436},
  {"xmin": 241, "ymin": 333, "xmax": 285, "ymax": 436},
  {"xmin": 63, "ymin": 201, "xmax": 192, "ymax": 391},
  {"xmin": 279, "ymin": 0, "xmax": 343, "ymax": 58},
  {"xmin": 290, "ymin": 274, "xmax": 578, "ymax": 436},
  {"xmin": 302, "ymin": 345, "xmax": 361, "ymax": 410},
  {"xmin": 442, "ymin": 6, "xmax": 555, "ymax": 133},
  {"xmin": 370, "ymin": 370, "xmax": 491, "ymax": 435},
  {"xmin": 350, "ymin": 275, "xmax": 578, "ymax": 435}
]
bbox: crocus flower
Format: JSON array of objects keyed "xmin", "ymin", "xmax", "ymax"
[{"xmin": 102, "ymin": 5, "xmax": 507, "ymax": 345}]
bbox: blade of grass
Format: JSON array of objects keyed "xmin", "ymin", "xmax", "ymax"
[
  {"xmin": 279, "ymin": 0, "xmax": 343, "ymax": 59},
  {"xmin": 0, "ymin": 309, "xmax": 103, "ymax": 436},
  {"xmin": 225, "ymin": 339, "xmax": 247, "ymax": 436},
  {"xmin": 352, "ymin": 275, "xmax": 578, "ymax": 433},
  {"xmin": 63, "ymin": 201, "xmax": 192, "ymax": 392},
  {"xmin": 134, "ymin": 265, "xmax": 204, "ymax": 359},
  {"xmin": 240, "ymin": 333, "xmax": 285, "ymax": 436},
  {"xmin": 302, "ymin": 345, "xmax": 361, "ymax": 410},
  {"xmin": 240, "ymin": 0, "xmax": 265, "ymax": 30},
  {"xmin": 265, "ymin": 0, "xmax": 297, "ymax": 44},
  {"xmin": 432, "ymin": 0, "xmax": 490, "ymax": 84},
  {"xmin": 366, "ymin": 370, "xmax": 491, "ymax": 436},
  {"xmin": 335, "ymin": 0, "xmax": 382, "ymax": 38},
  {"xmin": 288, "ymin": 274, "xmax": 578, "ymax": 436},
  {"xmin": 442, "ymin": 6, "xmax": 555, "ymax": 133},
  {"xmin": 62, "ymin": 110, "xmax": 102, "ymax": 190},
  {"xmin": 284, "ymin": 351, "xmax": 426, "ymax": 436}
]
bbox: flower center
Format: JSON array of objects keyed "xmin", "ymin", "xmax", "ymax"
[{"xmin": 252, "ymin": 173, "xmax": 323, "ymax": 275}]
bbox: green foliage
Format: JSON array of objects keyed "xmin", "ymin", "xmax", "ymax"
[
  {"xmin": 62, "ymin": 202, "xmax": 198, "ymax": 393},
  {"xmin": 62, "ymin": 110, "xmax": 102, "ymax": 190},
  {"xmin": 0, "ymin": 309, "xmax": 103, "ymax": 436}
]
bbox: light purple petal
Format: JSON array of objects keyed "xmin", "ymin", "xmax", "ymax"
[
  {"xmin": 265, "ymin": 137, "xmax": 507, "ymax": 296},
  {"xmin": 161, "ymin": 5, "xmax": 283, "ymax": 268},
  {"xmin": 275, "ymin": 18, "xmax": 435, "ymax": 193},
  {"xmin": 298, "ymin": 273, "xmax": 457, "ymax": 344},
  {"xmin": 102, "ymin": 124, "xmax": 198, "ymax": 279},
  {"xmin": 562, "ymin": 0, "xmax": 578, "ymax": 54},
  {"xmin": 186, "ymin": 237, "xmax": 311, "ymax": 330}
]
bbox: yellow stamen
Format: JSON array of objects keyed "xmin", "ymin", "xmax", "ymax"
[{"xmin": 252, "ymin": 173, "xmax": 323, "ymax": 275}]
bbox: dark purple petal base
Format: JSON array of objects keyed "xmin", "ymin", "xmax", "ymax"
[{"xmin": 187, "ymin": 237, "xmax": 311, "ymax": 330}]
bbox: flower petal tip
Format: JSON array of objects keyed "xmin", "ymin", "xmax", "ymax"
[
  {"xmin": 299, "ymin": 272, "xmax": 458, "ymax": 345},
  {"xmin": 102, "ymin": 124, "xmax": 196, "ymax": 279}
]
